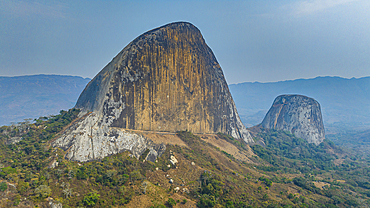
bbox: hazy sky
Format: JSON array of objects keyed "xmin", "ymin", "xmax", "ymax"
[{"xmin": 1, "ymin": 0, "xmax": 370, "ymax": 84}]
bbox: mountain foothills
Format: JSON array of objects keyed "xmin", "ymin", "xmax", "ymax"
[
  {"xmin": 0, "ymin": 75, "xmax": 90, "ymax": 126},
  {"xmin": 0, "ymin": 22, "xmax": 369, "ymax": 208}
]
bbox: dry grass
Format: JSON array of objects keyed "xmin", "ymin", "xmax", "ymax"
[
  {"xmin": 199, "ymin": 134, "xmax": 255, "ymax": 163},
  {"xmin": 140, "ymin": 132, "xmax": 188, "ymax": 147},
  {"xmin": 334, "ymin": 158, "xmax": 344, "ymax": 165},
  {"xmin": 312, "ymin": 181, "xmax": 330, "ymax": 190}
]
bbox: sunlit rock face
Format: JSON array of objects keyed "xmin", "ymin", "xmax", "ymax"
[
  {"xmin": 52, "ymin": 22, "xmax": 252, "ymax": 162},
  {"xmin": 261, "ymin": 95, "xmax": 325, "ymax": 145}
]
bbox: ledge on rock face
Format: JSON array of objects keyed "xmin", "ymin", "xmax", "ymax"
[
  {"xmin": 260, "ymin": 94, "xmax": 325, "ymax": 145},
  {"xmin": 52, "ymin": 22, "xmax": 253, "ymax": 162}
]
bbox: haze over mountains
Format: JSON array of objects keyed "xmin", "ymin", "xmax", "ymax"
[
  {"xmin": 229, "ymin": 76, "xmax": 370, "ymax": 133},
  {"xmin": 1, "ymin": 75, "xmax": 369, "ymax": 135},
  {"xmin": 0, "ymin": 75, "xmax": 90, "ymax": 126}
]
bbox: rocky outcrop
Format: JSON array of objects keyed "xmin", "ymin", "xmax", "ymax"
[
  {"xmin": 52, "ymin": 22, "xmax": 252, "ymax": 162},
  {"xmin": 261, "ymin": 95, "xmax": 325, "ymax": 145},
  {"xmin": 52, "ymin": 112, "xmax": 166, "ymax": 162},
  {"xmin": 5, "ymin": 137, "xmax": 23, "ymax": 145}
]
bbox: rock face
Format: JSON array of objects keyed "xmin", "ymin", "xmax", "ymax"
[
  {"xmin": 52, "ymin": 22, "xmax": 252, "ymax": 162},
  {"xmin": 261, "ymin": 95, "xmax": 325, "ymax": 145}
]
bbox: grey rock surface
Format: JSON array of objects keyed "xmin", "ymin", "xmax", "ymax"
[
  {"xmin": 5, "ymin": 137, "xmax": 23, "ymax": 145},
  {"xmin": 48, "ymin": 160, "xmax": 59, "ymax": 169},
  {"xmin": 261, "ymin": 94, "xmax": 325, "ymax": 145},
  {"xmin": 52, "ymin": 112, "xmax": 165, "ymax": 162},
  {"xmin": 48, "ymin": 200, "xmax": 62, "ymax": 208}
]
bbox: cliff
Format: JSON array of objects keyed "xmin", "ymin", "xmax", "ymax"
[
  {"xmin": 52, "ymin": 22, "xmax": 252, "ymax": 162},
  {"xmin": 260, "ymin": 94, "xmax": 325, "ymax": 145}
]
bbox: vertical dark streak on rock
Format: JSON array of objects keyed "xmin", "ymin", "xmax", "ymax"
[{"xmin": 90, "ymin": 125, "xmax": 95, "ymax": 160}]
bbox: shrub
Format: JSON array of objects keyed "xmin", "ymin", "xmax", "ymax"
[
  {"xmin": 198, "ymin": 194, "xmax": 216, "ymax": 208},
  {"xmin": 35, "ymin": 185, "xmax": 51, "ymax": 198},
  {"xmin": 0, "ymin": 182, "xmax": 7, "ymax": 191},
  {"xmin": 167, "ymin": 198, "xmax": 176, "ymax": 208},
  {"xmin": 83, "ymin": 192, "xmax": 100, "ymax": 207},
  {"xmin": 17, "ymin": 180, "xmax": 29, "ymax": 194},
  {"xmin": 0, "ymin": 166, "xmax": 17, "ymax": 178}
]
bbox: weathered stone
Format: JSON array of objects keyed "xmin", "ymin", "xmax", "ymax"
[
  {"xmin": 52, "ymin": 113, "xmax": 166, "ymax": 162},
  {"xmin": 52, "ymin": 22, "xmax": 252, "ymax": 162},
  {"xmin": 182, "ymin": 188, "xmax": 190, "ymax": 193},
  {"xmin": 170, "ymin": 155, "xmax": 178, "ymax": 165},
  {"xmin": 5, "ymin": 137, "xmax": 23, "ymax": 145},
  {"xmin": 48, "ymin": 200, "xmax": 62, "ymax": 208},
  {"xmin": 48, "ymin": 160, "xmax": 59, "ymax": 169},
  {"xmin": 261, "ymin": 94, "xmax": 325, "ymax": 145}
]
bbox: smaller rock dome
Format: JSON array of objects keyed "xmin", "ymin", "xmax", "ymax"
[{"xmin": 261, "ymin": 94, "xmax": 325, "ymax": 145}]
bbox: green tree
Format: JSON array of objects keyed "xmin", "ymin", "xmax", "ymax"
[
  {"xmin": 0, "ymin": 182, "xmax": 7, "ymax": 191},
  {"xmin": 83, "ymin": 192, "xmax": 100, "ymax": 207},
  {"xmin": 17, "ymin": 180, "xmax": 29, "ymax": 194},
  {"xmin": 167, "ymin": 198, "xmax": 176, "ymax": 208},
  {"xmin": 35, "ymin": 185, "xmax": 51, "ymax": 198},
  {"xmin": 198, "ymin": 194, "xmax": 216, "ymax": 208}
]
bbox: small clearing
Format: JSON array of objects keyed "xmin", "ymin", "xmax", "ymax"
[{"xmin": 313, "ymin": 181, "xmax": 331, "ymax": 190}]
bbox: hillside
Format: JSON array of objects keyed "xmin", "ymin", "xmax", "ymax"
[
  {"xmin": 229, "ymin": 76, "xmax": 370, "ymax": 133},
  {"xmin": 0, "ymin": 109, "xmax": 369, "ymax": 207},
  {"xmin": 0, "ymin": 75, "xmax": 90, "ymax": 126}
]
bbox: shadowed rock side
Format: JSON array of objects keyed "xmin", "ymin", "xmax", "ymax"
[
  {"xmin": 52, "ymin": 22, "xmax": 252, "ymax": 162},
  {"xmin": 261, "ymin": 95, "xmax": 325, "ymax": 145}
]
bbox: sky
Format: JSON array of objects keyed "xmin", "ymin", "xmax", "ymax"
[{"xmin": 0, "ymin": 0, "xmax": 370, "ymax": 84}]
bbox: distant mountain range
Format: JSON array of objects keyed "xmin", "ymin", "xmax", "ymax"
[
  {"xmin": 1, "ymin": 75, "xmax": 369, "ymax": 134},
  {"xmin": 229, "ymin": 76, "xmax": 370, "ymax": 133},
  {"xmin": 0, "ymin": 75, "xmax": 90, "ymax": 126}
]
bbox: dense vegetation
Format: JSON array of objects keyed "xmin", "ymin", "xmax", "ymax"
[
  {"xmin": 0, "ymin": 110, "xmax": 369, "ymax": 207},
  {"xmin": 251, "ymin": 129, "xmax": 338, "ymax": 173},
  {"xmin": 251, "ymin": 128, "xmax": 370, "ymax": 207},
  {"xmin": 327, "ymin": 129, "xmax": 370, "ymax": 157}
]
